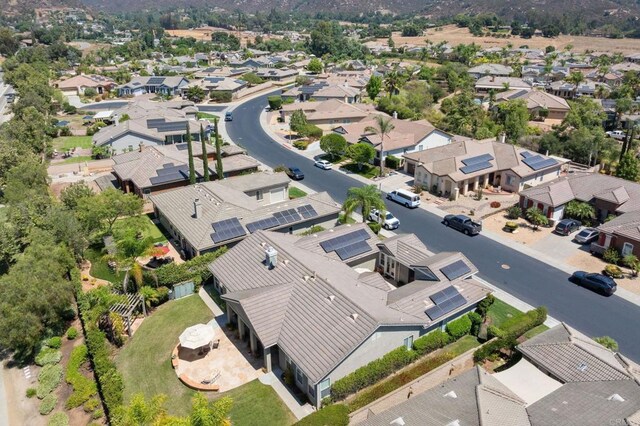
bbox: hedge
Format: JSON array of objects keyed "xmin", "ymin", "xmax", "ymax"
[
  {"xmin": 473, "ymin": 337, "xmax": 517, "ymax": 363},
  {"xmin": 85, "ymin": 329, "xmax": 123, "ymax": 415},
  {"xmin": 468, "ymin": 312, "xmax": 482, "ymax": 335},
  {"xmin": 293, "ymin": 404, "xmax": 349, "ymax": 426},
  {"xmin": 40, "ymin": 394, "xmax": 58, "ymax": 415},
  {"xmin": 268, "ymin": 96, "xmax": 283, "ymax": 110},
  {"xmin": 445, "ymin": 315, "xmax": 472, "ymax": 340},
  {"xmin": 298, "ymin": 124, "xmax": 323, "ymax": 139},
  {"xmin": 65, "ymin": 345, "xmax": 97, "ymax": 409},
  {"xmin": 35, "ymin": 348, "xmax": 62, "ymax": 366},
  {"xmin": 47, "ymin": 337, "xmax": 62, "ymax": 349},
  {"xmin": 412, "ymin": 329, "xmax": 451, "ymax": 355},
  {"xmin": 153, "ymin": 248, "xmax": 227, "ymax": 287},
  {"xmin": 37, "ymin": 364, "xmax": 63, "ymax": 399},
  {"xmin": 499, "ymin": 306, "xmax": 547, "ymax": 339},
  {"xmin": 48, "ymin": 412, "xmax": 69, "ymax": 426},
  {"xmin": 384, "ymin": 155, "xmax": 401, "ymax": 169}
]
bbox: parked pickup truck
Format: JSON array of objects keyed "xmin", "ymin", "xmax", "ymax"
[
  {"xmin": 443, "ymin": 214, "xmax": 482, "ymax": 235},
  {"xmin": 368, "ymin": 209, "xmax": 400, "ymax": 230}
]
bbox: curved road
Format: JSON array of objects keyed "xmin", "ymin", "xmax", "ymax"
[{"xmin": 227, "ymin": 91, "xmax": 640, "ymax": 361}]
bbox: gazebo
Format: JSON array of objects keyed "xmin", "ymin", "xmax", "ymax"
[{"xmin": 179, "ymin": 324, "xmax": 216, "ymax": 352}]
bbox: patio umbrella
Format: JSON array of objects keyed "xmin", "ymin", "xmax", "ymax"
[{"xmin": 179, "ymin": 323, "xmax": 215, "ymax": 350}]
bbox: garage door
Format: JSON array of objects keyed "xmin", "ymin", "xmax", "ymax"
[{"xmin": 271, "ymin": 188, "xmax": 286, "ymax": 202}]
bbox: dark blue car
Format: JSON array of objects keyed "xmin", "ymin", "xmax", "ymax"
[
  {"xmin": 570, "ymin": 271, "xmax": 617, "ymax": 296},
  {"xmin": 286, "ymin": 167, "xmax": 304, "ymax": 180}
]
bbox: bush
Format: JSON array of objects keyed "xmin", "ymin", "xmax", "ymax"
[
  {"xmin": 468, "ymin": 312, "xmax": 482, "ymax": 336},
  {"xmin": 92, "ymin": 409, "xmax": 104, "ymax": 420},
  {"xmin": 507, "ymin": 205, "xmax": 522, "ymax": 219},
  {"xmin": 209, "ymin": 91, "xmax": 232, "ymax": 103},
  {"xmin": 65, "ymin": 345, "xmax": 97, "ymax": 409},
  {"xmin": 47, "ymin": 337, "xmax": 62, "ymax": 349},
  {"xmin": 40, "ymin": 394, "xmax": 58, "ymax": 415},
  {"xmin": 267, "ymin": 96, "xmax": 283, "ymax": 110},
  {"xmin": 59, "ymin": 127, "xmax": 72, "ymax": 136},
  {"xmin": 84, "ymin": 88, "xmax": 97, "ymax": 97},
  {"xmin": 603, "ymin": 264, "xmax": 623, "ymax": 278},
  {"xmin": 367, "ymin": 222, "xmax": 382, "ymax": 234},
  {"xmin": 505, "ymin": 221, "xmax": 518, "ymax": 232},
  {"xmin": 498, "ymin": 307, "xmax": 547, "ymax": 339},
  {"xmin": 476, "ymin": 294, "xmax": 495, "ymax": 318},
  {"xmin": 37, "ymin": 364, "xmax": 63, "ymax": 399},
  {"xmin": 298, "ymin": 124, "xmax": 323, "ymax": 140},
  {"xmin": 603, "ymin": 248, "xmax": 621, "ymax": 265},
  {"xmin": 473, "ymin": 337, "xmax": 517, "ymax": 363},
  {"xmin": 26, "ymin": 388, "xmax": 37, "ymax": 398},
  {"xmin": 487, "ymin": 325, "xmax": 505, "ymax": 339},
  {"xmin": 83, "ymin": 397, "xmax": 100, "ymax": 413},
  {"xmin": 490, "ymin": 201, "xmax": 501, "ymax": 208},
  {"xmin": 154, "ymin": 248, "xmax": 227, "ymax": 287},
  {"xmin": 412, "ymin": 329, "xmax": 451, "ymax": 355},
  {"xmin": 293, "ymin": 140, "xmax": 310, "ymax": 150},
  {"xmin": 84, "ymin": 329, "xmax": 123, "ymax": 414},
  {"xmin": 67, "ymin": 327, "xmax": 78, "ymax": 340},
  {"xmin": 48, "ymin": 412, "xmax": 69, "ymax": 426},
  {"xmin": 331, "ymin": 346, "xmax": 418, "ymax": 401},
  {"xmin": 294, "ymin": 404, "xmax": 349, "ymax": 426},
  {"xmin": 385, "ymin": 155, "xmax": 401, "ymax": 169},
  {"xmin": 445, "ymin": 315, "xmax": 472, "ymax": 340},
  {"xmin": 35, "ymin": 348, "xmax": 62, "ymax": 366}
]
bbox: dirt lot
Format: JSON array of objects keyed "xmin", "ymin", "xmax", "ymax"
[
  {"xmin": 382, "ymin": 25, "xmax": 640, "ymax": 55},
  {"xmin": 166, "ymin": 27, "xmax": 284, "ymax": 46},
  {"xmin": 483, "ymin": 212, "xmax": 552, "ymax": 246}
]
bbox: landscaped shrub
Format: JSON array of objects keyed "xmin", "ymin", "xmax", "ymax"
[
  {"xmin": 507, "ymin": 205, "xmax": 522, "ymax": 219},
  {"xmin": 39, "ymin": 394, "xmax": 57, "ymax": 415},
  {"xmin": 294, "ymin": 404, "xmax": 349, "ymax": 426},
  {"xmin": 26, "ymin": 388, "xmax": 37, "ymax": 398},
  {"xmin": 298, "ymin": 124, "xmax": 323, "ymax": 140},
  {"xmin": 293, "ymin": 140, "xmax": 310, "ymax": 150},
  {"xmin": 473, "ymin": 337, "xmax": 517, "ymax": 363},
  {"xmin": 209, "ymin": 91, "xmax": 232, "ymax": 103},
  {"xmin": 92, "ymin": 409, "xmax": 104, "ymax": 420},
  {"xmin": 412, "ymin": 329, "xmax": 451, "ymax": 355},
  {"xmin": 445, "ymin": 315, "xmax": 472, "ymax": 340},
  {"xmin": 37, "ymin": 364, "xmax": 63, "ymax": 399},
  {"xmin": 475, "ymin": 294, "xmax": 495, "ymax": 319},
  {"xmin": 367, "ymin": 222, "xmax": 382, "ymax": 234},
  {"xmin": 468, "ymin": 312, "xmax": 482, "ymax": 336},
  {"xmin": 331, "ymin": 346, "xmax": 418, "ymax": 401},
  {"xmin": 490, "ymin": 201, "xmax": 501, "ymax": 208},
  {"xmin": 385, "ymin": 155, "xmax": 401, "ymax": 169},
  {"xmin": 603, "ymin": 264, "xmax": 624, "ymax": 278},
  {"xmin": 48, "ymin": 412, "xmax": 69, "ymax": 426},
  {"xmin": 67, "ymin": 327, "xmax": 78, "ymax": 340},
  {"xmin": 47, "ymin": 337, "xmax": 62, "ymax": 349},
  {"xmin": 85, "ymin": 329, "xmax": 124, "ymax": 414},
  {"xmin": 603, "ymin": 248, "xmax": 621, "ymax": 265},
  {"xmin": 487, "ymin": 325, "xmax": 505, "ymax": 339},
  {"xmin": 504, "ymin": 221, "xmax": 518, "ymax": 232},
  {"xmin": 153, "ymin": 248, "xmax": 227, "ymax": 287},
  {"xmin": 83, "ymin": 397, "xmax": 100, "ymax": 413},
  {"xmin": 267, "ymin": 96, "xmax": 283, "ymax": 110},
  {"xmin": 498, "ymin": 307, "xmax": 547, "ymax": 339},
  {"xmin": 35, "ymin": 348, "xmax": 62, "ymax": 366},
  {"xmin": 65, "ymin": 345, "xmax": 97, "ymax": 409}
]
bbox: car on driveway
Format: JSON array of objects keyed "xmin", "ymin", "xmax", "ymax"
[
  {"xmin": 574, "ymin": 227, "xmax": 599, "ymax": 244},
  {"xmin": 570, "ymin": 271, "xmax": 617, "ymax": 296},
  {"xmin": 606, "ymin": 130, "xmax": 625, "ymax": 140},
  {"xmin": 443, "ymin": 214, "xmax": 482, "ymax": 235},
  {"xmin": 314, "ymin": 159, "xmax": 332, "ymax": 170},
  {"xmin": 286, "ymin": 166, "xmax": 304, "ymax": 180},
  {"xmin": 555, "ymin": 218, "xmax": 581, "ymax": 236},
  {"xmin": 368, "ymin": 209, "xmax": 400, "ymax": 230}
]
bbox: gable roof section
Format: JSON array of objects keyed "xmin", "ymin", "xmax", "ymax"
[{"xmin": 597, "ymin": 210, "xmax": 640, "ymax": 241}]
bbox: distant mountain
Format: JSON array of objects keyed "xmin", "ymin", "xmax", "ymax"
[{"xmin": 0, "ymin": 0, "xmax": 85, "ymax": 17}]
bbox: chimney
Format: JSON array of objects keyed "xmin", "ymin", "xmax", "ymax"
[
  {"xmin": 265, "ymin": 246, "xmax": 278, "ymax": 269},
  {"xmin": 193, "ymin": 198, "xmax": 202, "ymax": 218},
  {"xmin": 393, "ymin": 110, "xmax": 398, "ymax": 119},
  {"xmin": 138, "ymin": 141, "xmax": 143, "ymax": 152}
]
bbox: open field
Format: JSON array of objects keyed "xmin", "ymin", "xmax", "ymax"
[
  {"xmin": 382, "ymin": 25, "xmax": 640, "ymax": 55},
  {"xmin": 166, "ymin": 27, "xmax": 284, "ymax": 46}
]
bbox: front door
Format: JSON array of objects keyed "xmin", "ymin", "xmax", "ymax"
[{"xmin": 385, "ymin": 257, "xmax": 396, "ymax": 278}]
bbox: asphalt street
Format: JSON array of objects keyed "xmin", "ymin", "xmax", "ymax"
[{"xmin": 226, "ymin": 91, "xmax": 640, "ymax": 361}]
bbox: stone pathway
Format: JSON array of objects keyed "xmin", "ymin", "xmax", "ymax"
[{"xmin": 259, "ymin": 372, "xmax": 315, "ymax": 420}]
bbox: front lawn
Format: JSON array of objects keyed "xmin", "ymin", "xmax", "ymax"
[
  {"xmin": 221, "ymin": 380, "xmax": 296, "ymax": 426},
  {"xmin": 446, "ymin": 335, "xmax": 482, "ymax": 355},
  {"xmin": 289, "ymin": 187, "xmax": 308, "ymax": 199},
  {"xmin": 60, "ymin": 155, "xmax": 93, "ymax": 164},
  {"xmin": 319, "ymin": 154, "xmax": 346, "ymax": 164},
  {"xmin": 53, "ymin": 136, "xmax": 93, "ymax": 150},
  {"xmin": 115, "ymin": 296, "xmax": 214, "ymax": 416},
  {"xmin": 487, "ymin": 298, "xmax": 522, "ymax": 328},
  {"xmin": 522, "ymin": 324, "xmax": 549, "ymax": 340},
  {"xmin": 196, "ymin": 112, "xmax": 219, "ymax": 120},
  {"xmin": 112, "ymin": 214, "xmax": 168, "ymax": 244},
  {"xmin": 84, "ymin": 246, "xmax": 124, "ymax": 283},
  {"xmin": 342, "ymin": 162, "xmax": 378, "ymax": 179}
]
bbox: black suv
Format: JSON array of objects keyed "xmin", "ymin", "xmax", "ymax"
[
  {"xmin": 555, "ymin": 218, "xmax": 581, "ymax": 236},
  {"xmin": 570, "ymin": 271, "xmax": 617, "ymax": 296},
  {"xmin": 286, "ymin": 167, "xmax": 304, "ymax": 180}
]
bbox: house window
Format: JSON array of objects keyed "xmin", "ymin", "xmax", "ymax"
[
  {"xmin": 296, "ymin": 367, "xmax": 305, "ymax": 386},
  {"xmin": 379, "ymin": 253, "xmax": 386, "ymax": 268},
  {"xmin": 256, "ymin": 190, "xmax": 263, "ymax": 201},
  {"xmin": 506, "ymin": 175, "xmax": 515, "ymax": 186},
  {"xmin": 404, "ymin": 336, "xmax": 413, "ymax": 350},
  {"xmin": 622, "ymin": 242, "xmax": 634, "ymax": 256},
  {"xmin": 319, "ymin": 378, "xmax": 331, "ymax": 399}
]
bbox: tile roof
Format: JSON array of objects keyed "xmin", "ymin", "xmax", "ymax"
[
  {"xmin": 597, "ymin": 210, "xmax": 640, "ymax": 241},
  {"xmin": 281, "ymin": 99, "xmax": 371, "ymax": 121},
  {"xmin": 496, "ymin": 89, "xmax": 570, "ymax": 111},
  {"xmin": 476, "ymin": 76, "xmax": 532, "ymax": 90},
  {"xmin": 468, "ymin": 63, "xmax": 514, "ymax": 76}
]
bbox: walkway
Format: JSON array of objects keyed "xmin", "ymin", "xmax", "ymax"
[
  {"xmin": 0, "ymin": 363, "xmax": 9, "ymax": 426},
  {"xmin": 198, "ymin": 286, "xmax": 224, "ymax": 317},
  {"xmin": 259, "ymin": 371, "xmax": 315, "ymax": 420}
]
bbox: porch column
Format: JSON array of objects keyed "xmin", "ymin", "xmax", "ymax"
[
  {"xmin": 250, "ymin": 330, "xmax": 257, "ymax": 354},
  {"xmin": 603, "ymin": 233, "xmax": 613, "ymax": 248},
  {"xmin": 226, "ymin": 304, "xmax": 233, "ymax": 324},
  {"xmin": 473, "ymin": 177, "xmax": 480, "ymax": 191},
  {"xmin": 264, "ymin": 347, "xmax": 272, "ymax": 372},
  {"xmin": 238, "ymin": 319, "xmax": 245, "ymax": 340},
  {"xmin": 462, "ymin": 180, "xmax": 469, "ymax": 195}
]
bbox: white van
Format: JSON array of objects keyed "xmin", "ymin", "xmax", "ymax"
[{"xmin": 387, "ymin": 189, "xmax": 421, "ymax": 208}]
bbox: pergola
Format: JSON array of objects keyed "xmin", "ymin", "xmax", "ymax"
[{"xmin": 110, "ymin": 293, "xmax": 146, "ymax": 336}]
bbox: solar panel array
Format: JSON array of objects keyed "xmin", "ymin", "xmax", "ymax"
[
  {"xmin": 460, "ymin": 162, "xmax": 492, "ymax": 174},
  {"xmin": 246, "ymin": 217, "xmax": 281, "ymax": 234},
  {"xmin": 146, "ymin": 119, "xmax": 189, "ymax": 133},
  {"xmin": 440, "ymin": 260, "xmax": 472, "ymax": 281},
  {"xmin": 461, "ymin": 154, "xmax": 494, "ymax": 166},
  {"xmin": 520, "ymin": 151, "xmax": 534, "ymax": 159},
  {"xmin": 320, "ymin": 228, "xmax": 372, "ymax": 260},
  {"xmin": 273, "ymin": 209, "xmax": 302, "ymax": 225},
  {"xmin": 297, "ymin": 204, "xmax": 318, "ymax": 219},
  {"xmin": 522, "ymin": 155, "xmax": 558, "ymax": 171},
  {"xmin": 149, "ymin": 164, "xmax": 191, "ymax": 185},
  {"xmin": 147, "ymin": 77, "xmax": 166, "ymax": 85},
  {"xmin": 425, "ymin": 286, "xmax": 467, "ymax": 321},
  {"xmin": 211, "ymin": 218, "xmax": 246, "ymax": 244}
]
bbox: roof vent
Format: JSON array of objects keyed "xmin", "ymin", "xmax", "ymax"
[
  {"xmin": 265, "ymin": 246, "xmax": 278, "ymax": 269},
  {"xmin": 283, "ymin": 259, "xmax": 290, "ymax": 265},
  {"xmin": 390, "ymin": 418, "xmax": 405, "ymax": 426},
  {"xmin": 328, "ymin": 295, "xmax": 335, "ymax": 302},
  {"xmin": 608, "ymin": 393, "xmax": 625, "ymax": 402},
  {"xmin": 193, "ymin": 198, "xmax": 202, "ymax": 219},
  {"xmin": 443, "ymin": 390, "xmax": 458, "ymax": 399},
  {"xmin": 577, "ymin": 363, "xmax": 588, "ymax": 372},
  {"xmin": 350, "ymin": 313, "xmax": 359, "ymax": 321},
  {"xmin": 303, "ymin": 275, "xmax": 310, "ymax": 282}
]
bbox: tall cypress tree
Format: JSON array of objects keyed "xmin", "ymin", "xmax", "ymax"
[
  {"xmin": 200, "ymin": 124, "xmax": 210, "ymax": 182},
  {"xmin": 214, "ymin": 118, "xmax": 224, "ymax": 180},
  {"xmin": 185, "ymin": 124, "xmax": 196, "ymax": 184}
]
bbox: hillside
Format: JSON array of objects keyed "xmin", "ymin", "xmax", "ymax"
[{"xmin": 0, "ymin": 0, "xmax": 85, "ymax": 17}]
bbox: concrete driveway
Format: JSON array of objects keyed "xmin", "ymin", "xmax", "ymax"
[{"xmin": 530, "ymin": 230, "xmax": 591, "ymax": 262}]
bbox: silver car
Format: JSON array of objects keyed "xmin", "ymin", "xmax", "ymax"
[{"xmin": 574, "ymin": 227, "xmax": 599, "ymax": 244}]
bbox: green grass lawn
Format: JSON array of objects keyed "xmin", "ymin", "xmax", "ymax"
[
  {"xmin": 60, "ymin": 155, "xmax": 93, "ymax": 164},
  {"xmin": 53, "ymin": 136, "xmax": 93, "ymax": 150},
  {"xmin": 115, "ymin": 296, "xmax": 214, "ymax": 416},
  {"xmin": 446, "ymin": 335, "xmax": 482, "ymax": 355},
  {"xmin": 342, "ymin": 162, "xmax": 378, "ymax": 179},
  {"xmin": 196, "ymin": 112, "xmax": 219, "ymax": 120},
  {"xmin": 84, "ymin": 246, "xmax": 124, "ymax": 283},
  {"xmin": 221, "ymin": 380, "xmax": 296, "ymax": 426},
  {"xmin": 112, "ymin": 214, "xmax": 168, "ymax": 244},
  {"xmin": 522, "ymin": 324, "xmax": 549, "ymax": 340},
  {"xmin": 288, "ymin": 187, "xmax": 308, "ymax": 199},
  {"xmin": 487, "ymin": 298, "xmax": 522, "ymax": 328},
  {"xmin": 0, "ymin": 207, "xmax": 7, "ymax": 223}
]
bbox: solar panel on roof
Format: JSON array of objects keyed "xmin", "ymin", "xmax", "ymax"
[
  {"xmin": 147, "ymin": 119, "xmax": 189, "ymax": 133},
  {"xmin": 273, "ymin": 209, "xmax": 302, "ymax": 225},
  {"xmin": 523, "ymin": 155, "xmax": 558, "ymax": 171},
  {"xmin": 320, "ymin": 229, "xmax": 370, "ymax": 253},
  {"xmin": 425, "ymin": 293, "xmax": 466, "ymax": 321},
  {"xmin": 335, "ymin": 239, "xmax": 372, "ymax": 261},
  {"xmin": 520, "ymin": 151, "xmax": 534, "ymax": 158},
  {"xmin": 440, "ymin": 260, "xmax": 472, "ymax": 281},
  {"xmin": 460, "ymin": 162, "xmax": 492, "ymax": 174},
  {"xmin": 430, "ymin": 286, "xmax": 461, "ymax": 305},
  {"xmin": 297, "ymin": 204, "xmax": 318, "ymax": 219},
  {"xmin": 211, "ymin": 217, "xmax": 246, "ymax": 244},
  {"xmin": 156, "ymin": 165, "xmax": 187, "ymax": 176},
  {"xmin": 149, "ymin": 173, "xmax": 185, "ymax": 185},
  {"xmin": 246, "ymin": 216, "xmax": 281, "ymax": 233},
  {"xmin": 461, "ymin": 154, "xmax": 494, "ymax": 166},
  {"xmin": 147, "ymin": 77, "xmax": 165, "ymax": 85}
]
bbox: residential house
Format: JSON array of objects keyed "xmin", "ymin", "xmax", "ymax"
[
  {"xmin": 521, "ymin": 65, "xmax": 569, "ymax": 83},
  {"xmin": 193, "ymin": 66, "xmax": 250, "ymax": 79},
  {"xmin": 209, "ymin": 227, "xmax": 490, "ymax": 407},
  {"xmin": 150, "ymin": 173, "xmax": 341, "ymax": 258},
  {"xmin": 495, "ymin": 89, "xmax": 571, "ymax": 120},
  {"xmin": 279, "ymin": 99, "xmax": 376, "ymax": 130},
  {"xmin": 547, "ymin": 80, "xmax": 606, "ymax": 99},
  {"xmin": 117, "ymin": 76, "xmax": 190, "ymax": 97},
  {"xmin": 358, "ymin": 323, "xmax": 640, "ymax": 426},
  {"xmin": 406, "ymin": 139, "xmax": 562, "ymax": 197},
  {"xmin": 254, "ymin": 68, "xmax": 299, "ymax": 82},
  {"xmin": 183, "ymin": 77, "xmax": 248, "ymax": 100},
  {"xmin": 467, "ymin": 63, "xmax": 513, "ymax": 79},
  {"xmin": 282, "ymin": 81, "xmax": 361, "ymax": 103},
  {"xmin": 611, "ymin": 62, "xmax": 640, "ymax": 74},
  {"xmin": 625, "ymin": 53, "xmax": 640, "ymax": 64},
  {"xmin": 334, "ymin": 117, "xmax": 452, "ymax": 168},
  {"xmin": 54, "ymin": 74, "xmax": 115, "ymax": 96},
  {"xmin": 595, "ymin": 211, "xmax": 640, "ymax": 257},
  {"xmin": 475, "ymin": 76, "xmax": 532, "ymax": 95},
  {"xmin": 518, "ymin": 173, "xmax": 640, "ymax": 223},
  {"xmin": 112, "ymin": 142, "xmax": 259, "ymax": 197}
]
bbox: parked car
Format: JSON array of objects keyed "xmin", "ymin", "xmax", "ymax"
[
  {"xmin": 570, "ymin": 271, "xmax": 617, "ymax": 296},
  {"xmin": 443, "ymin": 214, "xmax": 482, "ymax": 235},
  {"xmin": 606, "ymin": 130, "xmax": 625, "ymax": 140},
  {"xmin": 555, "ymin": 218, "xmax": 581, "ymax": 236},
  {"xmin": 386, "ymin": 189, "xmax": 421, "ymax": 208},
  {"xmin": 314, "ymin": 159, "xmax": 332, "ymax": 170},
  {"xmin": 225, "ymin": 111, "xmax": 233, "ymax": 121},
  {"xmin": 368, "ymin": 209, "xmax": 400, "ymax": 230},
  {"xmin": 574, "ymin": 227, "xmax": 599, "ymax": 244},
  {"xmin": 286, "ymin": 166, "xmax": 304, "ymax": 180}
]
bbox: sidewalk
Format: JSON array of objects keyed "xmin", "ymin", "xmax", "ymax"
[
  {"xmin": 198, "ymin": 286, "xmax": 224, "ymax": 317},
  {"xmin": 0, "ymin": 364, "xmax": 9, "ymax": 426}
]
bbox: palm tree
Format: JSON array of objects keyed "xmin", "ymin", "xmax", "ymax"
[
  {"xmin": 365, "ymin": 115, "xmax": 395, "ymax": 177},
  {"xmin": 566, "ymin": 71, "xmax": 585, "ymax": 99},
  {"xmin": 344, "ymin": 185, "xmax": 386, "ymax": 223},
  {"xmin": 383, "ymin": 70, "xmax": 403, "ymax": 97}
]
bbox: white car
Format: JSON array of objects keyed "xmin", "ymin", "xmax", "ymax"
[
  {"xmin": 314, "ymin": 159, "xmax": 332, "ymax": 170},
  {"xmin": 368, "ymin": 209, "xmax": 400, "ymax": 230},
  {"xmin": 606, "ymin": 130, "xmax": 625, "ymax": 141}
]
